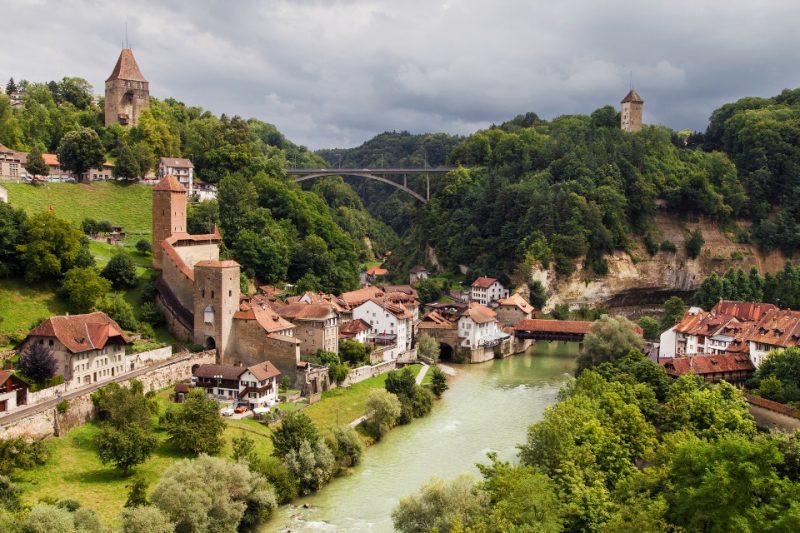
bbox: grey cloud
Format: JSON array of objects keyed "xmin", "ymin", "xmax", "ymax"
[{"xmin": 1, "ymin": 0, "xmax": 799, "ymax": 149}]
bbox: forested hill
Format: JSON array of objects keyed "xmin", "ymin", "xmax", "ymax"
[
  {"xmin": 350, "ymin": 91, "xmax": 800, "ymax": 285},
  {"xmin": 0, "ymin": 79, "xmax": 397, "ymax": 294}
]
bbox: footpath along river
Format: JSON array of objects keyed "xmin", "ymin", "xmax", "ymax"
[{"xmin": 265, "ymin": 342, "xmax": 578, "ymax": 532}]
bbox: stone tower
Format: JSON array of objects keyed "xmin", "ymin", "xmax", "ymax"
[
  {"xmin": 152, "ymin": 175, "xmax": 187, "ymax": 270},
  {"xmin": 193, "ymin": 260, "xmax": 241, "ymax": 357},
  {"xmin": 620, "ymin": 89, "xmax": 644, "ymax": 132},
  {"xmin": 104, "ymin": 48, "xmax": 149, "ymax": 127}
]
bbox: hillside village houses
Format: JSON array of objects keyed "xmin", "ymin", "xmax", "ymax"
[
  {"xmin": 17, "ymin": 312, "xmax": 132, "ymax": 384},
  {"xmin": 409, "ymin": 265, "xmax": 430, "ymax": 285},
  {"xmin": 158, "ymin": 157, "xmax": 194, "ymax": 196},
  {"xmin": 418, "ymin": 301, "xmax": 512, "ymax": 363},
  {"xmin": 495, "ymin": 293, "xmax": 535, "ymax": 326},
  {"xmin": 470, "ymin": 276, "xmax": 509, "ymax": 305},
  {"xmin": 193, "ymin": 361, "xmax": 280, "ymax": 410},
  {"xmin": 0, "ymin": 142, "xmax": 114, "ymax": 183},
  {"xmin": 0, "ymin": 371, "xmax": 29, "ymax": 413}
]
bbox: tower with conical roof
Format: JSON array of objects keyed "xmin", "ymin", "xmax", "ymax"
[
  {"xmin": 104, "ymin": 48, "xmax": 149, "ymax": 127},
  {"xmin": 620, "ymin": 89, "xmax": 644, "ymax": 132},
  {"xmin": 152, "ymin": 175, "xmax": 187, "ymax": 270}
]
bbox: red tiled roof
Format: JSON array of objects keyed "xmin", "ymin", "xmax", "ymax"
[
  {"xmin": 276, "ymin": 302, "xmax": 336, "ymax": 321},
  {"xmin": 194, "ymin": 364, "xmax": 244, "ymax": 381},
  {"xmin": 27, "ymin": 312, "xmax": 131, "ymax": 354},
  {"xmin": 106, "ymin": 48, "xmax": 147, "ymax": 82},
  {"xmin": 712, "ymin": 300, "xmax": 777, "ymax": 322},
  {"xmin": 496, "ymin": 293, "xmax": 534, "ymax": 314},
  {"xmin": 471, "ymin": 276, "xmax": 498, "ymax": 289},
  {"xmin": 0, "ymin": 370, "xmax": 28, "ymax": 388},
  {"xmin": 42, "ymin": 153, "xmax": 59, "ymax": 166},
  {"xmin": 339, "ymin": 319, "xmax": 371, "ymax": 337},
  {"xmin": 153, "ymin": 175, "xmax": 186, "ymax": 192},
  {"xmin": 745, "ymin": 308, "xmax": 800, "ymax": 349},
  {"xmin": 514, "ymin": 319, "xmax": 593, "ymax": 335},
  {"xmin": 660, "ymin": 355, "xmax": 754, "ymax": 377},
  {"xmin": 233, "ymin": 304, "xmax": 295, "ymax": 333},
  {"xmin": 366, "ymin": 266, "xmax": 388, "ymax": 276},
  {"xmin": 462, "ymin": 302, "xmax": 497, "ymax": 324},
  {"xmin": 247, "ymin": 361, "xmax": 281, "ymax": 381},
  {"xmin": 418, "ymin": 310, "xmax": 457, "ymax": 330},
  {"xmin": 341, "ymin": 286, "xmax": 384, "ymax": 306},
  {"xmin": 621, "ymin": 89, "xmax": 643, "ymax": 104}
]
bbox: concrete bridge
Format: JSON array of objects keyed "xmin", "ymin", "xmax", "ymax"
[{"xmin": 287, "ymin": 167, "xmax": 455, "ymax": 203}]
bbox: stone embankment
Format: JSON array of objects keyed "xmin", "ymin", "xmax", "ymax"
[{"xmin": 0, "ymin": 351, "xmax": 214, "ymax": 440}]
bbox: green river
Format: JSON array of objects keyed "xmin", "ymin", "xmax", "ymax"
[{"xmin": 266, "ymin": 342, "xmax": 577, "ymax": 532}]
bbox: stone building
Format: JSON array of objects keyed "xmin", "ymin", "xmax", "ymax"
[
  {"xmin": 620, "ymin": 89, "xmax": 644, "ymax": 133},
  {"xmin": 274, "ymin": 302, "xmax": 340, "ymax": 356},
  {"xmin": 19, "ymin": 312, "xmax": 132, "ymax": 384},
  {"xmin": 105, "ymin": 48, "xmax": 149, "ymax": 127},
  {"xmin": 495, "ymin": 293, "xmax": 535, "ymax": 326}
]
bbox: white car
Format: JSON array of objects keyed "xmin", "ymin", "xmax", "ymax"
[{"xmin": 220, "ymin": 407, "xmax": 234, "ymax": 417}]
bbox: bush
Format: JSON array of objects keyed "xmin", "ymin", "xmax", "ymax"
[
  {"xmin": 284, "ymin": 439, "xmax": 336, "ymax": 495},
  {"xmin": 644, "ymin": 233, "xmax": 659, "ymax": 255},
  {"xmin": 339, "ymin": 339, "xmax": 371, "ymax": 366},
  {"xmin": 61, "ymin": 267, "xmax": 111, "ymax": 312},
  {"xmin": 364, "ymin": 389, "xmax": 401, "ymax": 440},
  {"xmin": 551, "ymin": 304, "xmax": 570, "ymax": 320},
  {"xmin": 101, "ymin": 251, "xmax": 138, "ymax": 290},
  {"xmin": 97, "ymin": 293, "xmax": 139, "ymax": 331},
  {"xmin": 271, "ymin": 412, "xmax": 319, "ymax": 458},
  {"xmin": 329, "ymin": 427, "xmax": 364, "ymax": 469},
  {"xmin": 638, "ymin": 316, "xmax": 660, "ymax": 341},
  {"xmin": 138, "ymin": 301, "xmax": 165, "ymax": 327},
  {"xmin": 685, "ymin": 229, "xmax": 705, "ymax": 259},
  {"xmin": 660, "ymin": 240, "xmax": 677, "ymax": 253},
  {"xmin": 120, "ymin": 506, "xmax": 174, "ymax": 533},
  {"xmin": 135, "ymin": 239, "xmax": 152, "ymax": 255},
  {"xmin": 430, "ymin": 367, "xmax": 449, "ymax": 398},
  {"xmin": 163, "ymin": 389, "xmax": 225, "ymax": 456},
  {"xmin": 0, "ymin": 437, "xmax": 50, "ymax": 475},
  {"xmin": 56, "ymin": 399, "xmax": 69, "ymax": 414},
  {"xmin": 253, "ymin": 456, "xmax": 298, "ymax": 504},
  {"xmin": 16, "ymin": 343, "xmax": 57, "ymax": 383}
]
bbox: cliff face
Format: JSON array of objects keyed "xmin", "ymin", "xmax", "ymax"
[{"xmin": 532, "ymin": 213, "xmax": 788, "ymax": 311}]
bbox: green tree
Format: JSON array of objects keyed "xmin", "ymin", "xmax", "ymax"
[
  {"xmin": 638, "ymin": 316, "xmax": 660, "ymax": 340},
  {"xmin": 330, "ymin": 427, "xmax": 364, "ymax": 469},
  {"xmin": 56, "ymin": 127, "xmax": 104, "ymax": 182},
  {"xmin": 17, "ymin": 212, "xmax": 83, "ymax": 281},
  {"xmin": 163, "ymin": 389, "xmax": 225, "ymax": 455},
  {"xmin": 685, "ymin": 228, "xmax": 705, "ymax": 259},
  {"xmin": 339, "ymin": 339, "xmax": 371, "ymax": 366},
  {"xmin": 416, "ymin": 333, "xmax": 440, "ymax": 362},
  {"xmin": 119, "ymin": 506, "xmax": 174, "ymax": 533},
  {"xmin": 430, "ymin": 367, "xmax": 449, "ymax": 398},
  {"xmin": 577, "ymin": 315, "xmax": 644, "ymax": 372},
  {"xmin": 96, "ymin": 426, "xmax": 157, "ymax": 476},
  {"xmin": 60, "ymin": 267, "xmax": 111, "ymax": 312},
  {"xmin": 0, "ymin": 202, "xmax": 27, "ymax": 277},
  {"xmin": 112, "ymin": 141, "xmax": 141, "ymax": 181},
  {"xmin": 392, "ymin": 474, "xmax": 488, "ymax": 533},
  {"xmin": 529, "ymin": 279, "xmax": 547, "ymax": 309},
  {"xmin": 101, "ymin": 251, "xmax": 138, "ymax": 289},
  {"xmin": 135, "ymin": 239, "xmax": 151, "ymax": 255},
  {"xmin": 150, "ymin": 454, "xmax": 276, "ymax": 532},
  {"xmin": 661, "ymin": 296, "xmax": 686, "ymax": 330},
  {"xmin": 124, "ymin": 477, "xmax": 149, "ymax": 508},
  {"xmin": 16, "ymin": 343, "xmax": 57, "ymax": 383},
  {"xmin": 364, "ymin": 389, "xmax": 402, "ymax": 440},
  {"xmin": 284, "ymin": 438, "xmax": 336, "ymax": 495},
  {"xmin": 187, "ymin": 199, "xmax": 220, "ymax": 234},
  {"xmin": 24, "ymin": 146, "xmax": 49, "ymax": 178},
  {"xmin": 271, "ymin": 411, "xmax": 319, "ymax": 458},
  {"xmin": 96, "ymin": 293, "xmax": 138, "ymax": 330},
  {"xmin": 23, "ymin": 503, "xmax": 77, "ymax": 533}
]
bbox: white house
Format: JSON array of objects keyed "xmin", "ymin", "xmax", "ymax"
[
  {"xmin": 158, "ymin": 157, "xmax": 194, "ymax": 196},
  {"xmin": 193, "ymin": 361, "xmax": 280, "ymax": 409},
  {"xmin": 352, "ymin": 298, "xmax": 413, "ymax": 359},
  {"xmin": 410, "ymin": 265, "xmax": 430, "ymax": 285},
  {"xmin": 457, "ymin": 302, "xmax": 509, "ymax": 350},
  {"xmin": 470, "ymin": 277, "xmax": 508, "ymax": 306},
  {"xmin": 0, "ymin": 371, "xmax": 28, "ymax": 413}
]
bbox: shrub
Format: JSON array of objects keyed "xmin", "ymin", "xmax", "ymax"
[
  {"xmin": 138, "ymin": 301, "xmax": 165, "ymax": 327},
  {"xmin": 685, "ymin": 229, "xmax": 704, "ymax": 259},
  {"xmin": 660, "ymin": 240, "xmax": 677, "ymax": 252},
  {"xmin": 364, "ymin": 389, "xmax": 401, "ymax": 440},
  {"xmin": 271, "ymin": 412, "xmax": 319, "ymax": 458},
  {"xmin": 551, "ymin": 304, "xmax": 570, "ymax": 320},
  {"xmin": 97, "ymin": 293, "xmax": 139, "ymax": 331},
  {"xmin": 101, "ymin": 251, "xmax": 138, "ymax": 290},
  {"xmin": 0, "ymin": 437, "xmax": 50, "ymax": 475},
  {"xmin": 56, "ymin": 399, "xmax": 69, "ymax": 414},
  {"xmin": 329, "ymin": 427, "xmax": 364, "ymax": 469},
  {"xmin": 135, "ymin": 239, "xmax": 152, "ymax": 255},
  {"xmin": 120, "ymin": 506, "xmax": 174, "ymax": 533},
  {"xmin": 430, "ymin": 367, "xmax": 449, "ymax": 398},
  {"xmin": 284, "ymin": 439, "xmax": 336, "ymax": 495},
  {"xmin": 16, "ymin": 343, "xmax": 57, "ymax": 383},
  {"xmin": 638, "ymin": 316, "xmax": 660, "ymax": 341},
  {"xmin": 253, "ymin": 456, "xmax": 298, "ymax": 504},
  {"xmin": 644, "ymin": 233, "xmax": 659, "ymax": 255}
]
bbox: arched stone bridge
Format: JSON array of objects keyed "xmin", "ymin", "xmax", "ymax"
[{"xmin": 287, "ymin": 167, "xmax": 455, "ymax": 203}]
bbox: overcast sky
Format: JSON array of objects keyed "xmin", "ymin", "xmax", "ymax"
[{"xmin": 2, "ymin": 0, "xmax": 799, "ymax": 149}]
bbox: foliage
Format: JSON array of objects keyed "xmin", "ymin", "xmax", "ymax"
[
  {"xmin": 23, "ymin": 503, "xmax": 79, "ymax": 533},
  {"xmin": 338, "ymin": 339, "xmax": 371, "ymax": 366},
  {"xmin": 0, "ymin": 202, "xmax": 27, "ymax": 278},
  {"xmin": 551, "ymin": 303, "xmax": 569, "ymax": 320},
  {"xmin": 96, "ymin": 293, "xmax": 138, "ymax": 331},
  {"xmin": 57, "ymin": 127, "xmax": 104, "ymax": 180},
  {"xmin": 17, "ymin": 212, "xmax": 83, "ymax": 282},
  {"xmin": 430, "ymin": 367, "xmax": 449, "ymax": 398},
  {"xmin": 124, "ymin": 477, "xmax": 149, "ymax": 508},
  {"xmin": 416, "ymin": 333, "xmax": 440, "ymax": 362},
  {"xmin": 392, "ymin": 474, "xmax": 488, "ymax": 533},
  {"xmin": 364, "ymin": 389, "xmax": 402, "ymax": 440},
  {"xmin": 661, "ymin": 296, "xmax": 686, "ymax": 330},
  {"xmin": 638, "ymin": 316, "xmax": 660, "ymax": 340},
  {"xmin": 135, "ymin": 239, "xmax": 151, "ymax": 255},
  {"xmin": 112, "ymin": 141, "xmax": 140, "ymax": 180},
  {"xmin": 270, "ymin": 411, "xmax": 320, "ymax": 458},
  {"xmin": 162, "ymin": 388, "xmax": 225, "ymax": 456},
  {"xmin": 749, "ymin": 347, "xmax": 800, "ymax": 403},
  {"xmin": 60, "ymin": 267, "xmax": 111, "ymax": 312},
  {"xmin": 317, "ymin": 351, "xmax": 349, "ymax": 384},
  {"xmin": 577, "ymin": 315, "xmax": 644, "ymax": 372},
  {"xmin": 684, "ymin": 228, "xmax": 705, "ymax": 259},
  {"xmin": 93, "ymin": 382, "xmax": 157, "ymax": 474},
  {"xmin": 253, "ymin": 456, "xmax": 298, "ymax": 504},
  {"xmin": 56, "ymin": 399, "xmax": 69, "ymax": 413},
  {"xmin": 414, "ymin": 277, "xmax": 447, "ymax": 304},
  {"xmin": 137, "ymin": 301, "xmax": 165, "ymax": 327},
  {"xmin": 119, "ymin": 506, "xmax": 174, "ymax": 533},
  {"xmin": 150, "ymin": 454, "xmax": 276, "ymax": 532},
  {"xmin": 24, "ymin": 146, "xmax": 48, "ymax": 177},
  {"xmin": 0, "ymin": 475, "xmax": 21, "ymax": 511},
  {"xmin": 329, "ymin": 427, "xmax": 364, "ymax": 469},
  {"xmin": 100, "ymin": 251, "xmax": 137, "ymax": 290},
  {"xmin": 231, "ymin": 435, "xmax": 258, "ymax": 466},
  {"xmin": 529, "ymin": 279, "xmax": 547, "ymax": 309},
  {"xmin": 284, "ymin": 438, "xmax": 337, "ymax": 495},
  {"xmin": 16, "ymin": 342, "xmax": 57, "ymax": 383}
]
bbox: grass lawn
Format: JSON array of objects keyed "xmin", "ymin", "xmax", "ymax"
[
  {"xmin": 0, "ymin": 278, "xmax": 69, "ymax": 340},
  {"xmin": 304, "ymin": 364, "xmax": 421, "ymax": 436},
  {"xmin": 5, "ymin": 182, "xmax": 152, "ymax": 233}
]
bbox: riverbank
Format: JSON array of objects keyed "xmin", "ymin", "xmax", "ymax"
[
  {"xmin": 11, "ymin": 364, "xmax": 423, "ymax": 527},
  {"xmin": 267, "ymin": 343, "xmax": 578, "ymax": 532}
]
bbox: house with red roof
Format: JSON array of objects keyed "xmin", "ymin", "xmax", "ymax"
[
  {"xmin": 193, "ymin": 361, "xmax": 281, "ymax": 409},
  {"xmin": 0, "ymin": 371, "xmax": 29, "ymax": 413},
  {"xmin": 352, "ymin": 298, "xmax": 414, "ymax": 360},
  {"xmin": 19, "ymin": 312, "xmax": 132, "ymax": 384},
  {"xmin": 470, "ymin": 276, "xmax": 508, "ymax": 306},
  {"xmin": 417, "ymin": 302, "xmax": 512, "ymax": 363}
]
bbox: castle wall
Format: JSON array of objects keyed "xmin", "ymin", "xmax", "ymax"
[
  {"xmin": 174, "ymin": 243, "xmax": 219, "ymax": 270},
  {"xmin": 162, "ymin": 254, "xmax": 195, "ymax": 311},
  {"xmin": 495, "ymin": 307, "xmax": 529, "ymax": 327},
  {"xmin": 193, "ymin": 264, "xmax": 240, "ymax": 356},
  {"xmin": 227, "ymin": 319, "xmax": 300, "ymax": 380}
]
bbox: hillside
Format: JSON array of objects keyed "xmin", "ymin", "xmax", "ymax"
[{"xmin": 4, "ymin": 182, "xmax": 152, "ymax": 236}]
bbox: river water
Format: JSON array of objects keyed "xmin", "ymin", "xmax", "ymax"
[{"xmin": 265, "ymin": 342, "xmax": 577, "ymax": 532}]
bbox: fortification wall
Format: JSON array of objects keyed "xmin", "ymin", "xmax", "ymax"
[
  {"xmin": 174, "ymin": 242, "xmax": 219, "ymax": 270},
  {"xmin": 162, "ymin": 254, "xmax": 195, "ymax": 310}
]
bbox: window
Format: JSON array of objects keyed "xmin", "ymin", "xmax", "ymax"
[
  {"xmin": 49, "ymin": 339, "xmax": 53, "ymax": 346},
  {"xmin": 211, "ymin": 290, "xmax": 215, "ymax": 299},
  {"xmin": 204, "ymin": 304, "xmax": 214, "ymax": 324}
]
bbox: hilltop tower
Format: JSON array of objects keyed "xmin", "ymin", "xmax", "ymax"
[
  {"xmin": 620, "ymin": 89, "xmax": 644, "ymax": 132},
  {"xmin": 152, "ymin": 175, "xmax": 187, "ymax": 270},
  {"xmin": 104, "ymin": 48, "xmax": 149, "ymax": 127},
  {"xmin": 193, "ymin": 260, "xmax": 241, "ymax": 357}
]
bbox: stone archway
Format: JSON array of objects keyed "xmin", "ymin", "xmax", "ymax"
[
  {"xmin": 439, "ymin": 343, "xmax": 455, "ymax": 362},
  {"xmin": 205, "ymin": 337, "xmax": 216, "ymax": 350}
]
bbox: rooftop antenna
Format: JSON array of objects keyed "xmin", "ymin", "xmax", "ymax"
[
  {"xmin": 629, "ymin": 70, "xmax": 633, "ymax": 90},
  {"xmin": 124, "ymin": 22, "xmax": 130, "ymax": 49}
]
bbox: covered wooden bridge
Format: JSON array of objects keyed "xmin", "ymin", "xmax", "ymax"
[{"xmin": 514, "ymin": 319, "xmax": 593, "ymax": 342}]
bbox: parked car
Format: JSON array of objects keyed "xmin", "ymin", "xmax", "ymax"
[
  {"xmin": 234, "ymin": 405, "xmax": 248, "ymax": 414},
  {"xmin": 220, "ymin": 407, "xmax": 234, "ymax": 417}
]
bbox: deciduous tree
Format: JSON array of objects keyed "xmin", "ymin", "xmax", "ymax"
[{"xmin": 57, "ymin": 127, "xmax": 104, "ymax": 182}]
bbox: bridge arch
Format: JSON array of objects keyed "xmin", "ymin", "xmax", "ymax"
[{"xmin": 292, "ymin": 172, "xmax": 428, "ymax": 203}]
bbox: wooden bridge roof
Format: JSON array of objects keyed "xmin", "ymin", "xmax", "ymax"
[{"xmin": 514, "ymin": 319, "xmax": 593, "ymax": 334}]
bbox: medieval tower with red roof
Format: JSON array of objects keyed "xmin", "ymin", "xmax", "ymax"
[
  {"xmin": 104, "ymin": 48, "xmax": 149, "ymax": 127},
  {"xmin": 620, "ymin": 89, "xmax": 644, "ymax": 133}
]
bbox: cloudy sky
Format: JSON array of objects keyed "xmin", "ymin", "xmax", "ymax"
[{"xmin": 2, "ymin": 1, "xmax": 799, "ymax": 149}]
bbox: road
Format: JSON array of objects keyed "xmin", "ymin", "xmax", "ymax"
[{"xmin": 0, "ymin": 352, "xmax": 198, "ymax": 426}]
